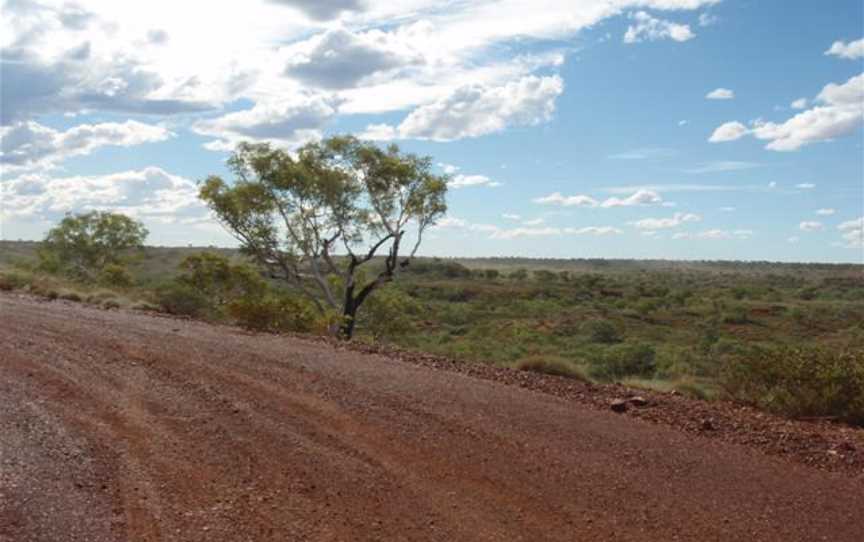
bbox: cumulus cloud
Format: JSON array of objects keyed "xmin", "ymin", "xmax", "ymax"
[
  {"xmin": 815, "ymin": 208, "xmax": 836, "ymax": 216},
  {"xmin": 0, "ymin": 167, "xmax": 207, "ymax": 225},
  {"xmin": 282, "ymin": 28, "xmax": 423, "ymax": 89},
  {"xmin": 795, "ymin": 183, "xmax": 815, "ymax": 189},
  {"xmin": 708, "ymin": 121, "xmax": 748, "ymax": 142},
  {"xmin": 363, "ymin": 75, "xmax": 563, "ymax": 142},
  {"xmin": 534, "ymin": 189, "xmax": 664, "ymax": 208},
  {"xmin": 192, "ymin": 95, "xmax": 339, "ymax": 151},
  {"xmin": 623, "ymin": 11, "xmax": 694, "ymax": 43},
  {"xmin": 706, "ymin": 88, "xmax": 734, "ymax": 100},
  {"xmin": 267, "ymin": 0, "xmax": 366, "ymax": 21},
  {"xmin": 838, "ymin": 217, "xmax": 864, "ymax": 248},
  {"xmin": 790, "ymin": 98, "xmax": 807, "ymax": 110},
  {"xmin": 799, "ymin": 221, "xmax": 824, "ymax": 232},
  {"xmin": 1, "ymin": 120, "xmax": 172, "ymax": 172},
  {"xmin": 825, "ymin": 38, "xmax": 864, "ymax": 60},
  {"xmin": 449, "ymin": 174, "xmax": 501, "ymax": 189},
  {"xmin": 630, "ymin": 212, "xmax": 701, "ymax": 230},
  {"xmin": 708, "ymin": 73, "xmax": 864, "ymax": 151}
]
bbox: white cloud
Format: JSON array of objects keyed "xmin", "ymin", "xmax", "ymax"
[
  {"xmin": 502, "ymin": 213, "xmax": 521, "ymax": 221},
  {"xmin": 825, "ymin": 38, "xmax": 864, "ymax": 60},
  {"xmin": 795, "ymin": 183, "xmax": 815, "ymax": 189},
  {"xmin": 533, "ymin": 188, "xmax": 663, "ymax": 208},
  {"xmin": 564, "ymin": 226, "xmax": 622, "ymax": 235},
  {"xmin": 438, "ymin": 163, "xmax": 460, "ymax": 175},
  {"xmin": 449, "ymin": 174, "xmax": 501, "ymax": 188},
  {"xmin": 623, "ymin": 11, "xmax": 695, "ymax": 44},
  {"xmin": 521, "ymin": 218, "xmax": 545, "ymax": 226},
  {"xmin": 281, "ymin": 28, "xmax": 424, "ymax": 90},
  {"xmin": 267, "ymin": 0, "xmax": 366, "ymax": 22},
  {"xmin": 491, "ymin": 226, "xmax": 562, "ymax": 239},
  {"xmin": 768, "ymin": 181, "xmax": 777, "ymax": 188},
  {"xmin": 192, "ymin": 94, "xmax": 339, "ymax": 151},
  {"xmin": 673, "ymin": 229, "xmax": 753, "ymax": 240},
  {"xmin": 838, "ymin": 217, "xmax": 864, "ymax": 248},
  {"xmin": 678, "ymin": 119, "xmax": 689, "ymax": 126},
  {"xmin": 708, "ymin": 121, "xmax": 748, "ymax": 142},
  {"xmin": 709, "ymin": 73, "xmax": 864, "ymax": 151},
  {"xmin": 815, "ymin": 208, "xmax": 836, "ymax": 216},
  {"xmin": 533, "ymin": 192, "xmax": 599, "ymax": 207},
  {"xmin": 600, "ymin": 189, "xmax": 663, "ymax": 207},
  {"xmin": 364, "ymin": 75, "xmax": 564, "ymax": 142},
  {"xmin": 790, "ymin": 98, "xmax": 807, "ymax": 110},
  {"xmin": 1, "ymin": 120, "xmax": 172, "ymax": 171},
  {"xmin": 799, "ymin": 221, "xmax": 824, "ymax": 232},
  {"xmin": 787, "ymin": 236, "xmax": 799, "ymax": 244},
  {"xmin": 630, "ymin": 212, "xmax": 701, "ymax": 230},
  {"xmin": 0, "ymin": 167, "xmax": 207, "ymax": 225},
  {"xmin": 706, "ymin": 88, "xmax": 734, "ymax": 100},
  {"xmin": 698, "ymin": 12, "xmax": 718, "ymax": 26},
  {"xmin": 719, "ymin": 206, "xmax": 736, "ymax": 212}
]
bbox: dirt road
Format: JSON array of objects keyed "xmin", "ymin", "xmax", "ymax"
[{"xmin": 1, "ymin": 293, "xmax": 862, "ymax": 541}]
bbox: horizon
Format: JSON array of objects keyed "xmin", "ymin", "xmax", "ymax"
[{"xmin": 1, "ymin": 0, "xmax": 863, "ymax": 264}]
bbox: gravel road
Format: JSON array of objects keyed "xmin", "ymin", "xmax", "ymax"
[{"xmin": 1, "ymin": 293, "xmax": 862, "ymax": 541}]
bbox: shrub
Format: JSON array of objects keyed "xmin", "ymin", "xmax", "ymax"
[
  {"xmin": 226, "ymin": 294, "xmax": 318, "ymax": 333},
  {"xmin": 583, "ymin": 319, "xmax": 622, "ymax": 344},
  {"xmin": 515, "ymin": 356, "xmax": 589, "ymax": 381},
  {"xmin": 590, "ymin": 342, "xmax": 657, "ymax": 380},
  {"xmin": 58, "ymin": 290, "xmax": 83, "ymax": 302},
  {"xmin": 720, "ymin": 346, "xmax": 864, "ymax": 425},
  {"xmin": 0, "ymin": 271, "xmax": 31, "ymax": 291},
  {"xmin": 154, "ymin": 282, "xmax": 212, "ymax": 317},
  {"xmin": 99, "ymin": 264, "xmax": 134, "ymax": 288},
  {"xmin": 176, "ymin": 252, "xmax": 266, "ymax": 306},
  {"xmin": 483, "ymin": 269, "xmax": 500, "ymax": 280},
  {"xmin": 722, "ymin": 304, "xmax": 751, "ymax": 325},
  {"xmin": 357, "ymin": 288, "xmax": 418, "ymax": 340}
]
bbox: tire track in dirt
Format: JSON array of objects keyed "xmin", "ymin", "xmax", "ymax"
[{"xmin": 2, "ymin": 293, "xmax": 863, "ymax": 541}]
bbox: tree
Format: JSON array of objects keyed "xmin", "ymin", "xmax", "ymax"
[
  {"xmin": 39, "ymin": 211, "xmax": 148, "ymax": 281},
  {"xmin": 199, "ymin": 136, "xmax": 447, "ymax": 339}
]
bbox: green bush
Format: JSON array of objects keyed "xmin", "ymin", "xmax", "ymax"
[
  {"xmin": 515, "ymin": 356, "xmax": 589, "ymax": 381},
  {"xmin": 226, "ymin": 294, "xmax": 317, "ymax": 333},
  {"xmin": 0, "ymin": 271, "xmax": 31, "ymax": 291},
  {"xmin": 720, "ymin": 346, "xmax": 864, "ymax": 425},
  {"xmin": 357, "ymin": 288, "xmax": 418, "ymax": 340},
  {"xmin": 154, "ymin": 282, "xmax": 212, "ymax": 317},
  {"xmin": 99, "ymin": 264, "xmax": 134, "ymax": 288},
  {"xmin": 583, "ymin": 319, "xmax": 622, "ymax": 344},
  {"xmin": 590, "ymin": 342, "xmax": 657, "ymax": 380}
]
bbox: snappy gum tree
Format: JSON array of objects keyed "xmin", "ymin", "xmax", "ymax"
[{"xmin": 199, "ymin": 135, "xmax": 447, "ymax": 339}]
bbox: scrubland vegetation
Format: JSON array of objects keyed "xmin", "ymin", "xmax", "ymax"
[{"xmin": 3, "ymin": 237, "xmax": 863, "ymax": 425}]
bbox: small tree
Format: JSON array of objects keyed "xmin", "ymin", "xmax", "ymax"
[
  {"xmin": 200, "ymin": 136, "xmax": 447, "ymax": 339},
  {"xmin": 39, "ymin": 211, "xmax": 148, "ymax": 281}
]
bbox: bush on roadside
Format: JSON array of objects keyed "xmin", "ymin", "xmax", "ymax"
[
  {"xmin": 226, "ymin": 293, "xmax": 318, "ymax": 333},
  {"xmin": 515, "ymin": 355, "xmax": 590, "ymax": 381},
  {"xmin": 154, "ymin": 282, "xmax": 212, "ymax": 317},
  {"xmin": 590, "ymin": 342, "xmax": 656, "ymax": 380},
  {"xmin": 719, "ymin": 345, "xmax": 864, "ymax": 425},
  {"xmin": 99, "ymin": 263, "xmax": 134, "ymax": 288}
]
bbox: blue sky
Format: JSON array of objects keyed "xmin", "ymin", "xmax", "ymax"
[{"xmin": 1, "ymin": 0, "xmax": 862, "ymax": 262}]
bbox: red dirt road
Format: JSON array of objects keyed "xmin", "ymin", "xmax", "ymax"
[{"xmin": 1, "ymin": 293, "xmax": 862, "ymax": 541}]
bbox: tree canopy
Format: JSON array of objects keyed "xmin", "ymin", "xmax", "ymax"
[
  {"xmin": 199, "ymin": 135, "xmax": 448, "ymax": 338},
  {"xmin": 39, "ymin": 211, "xmax": 148, "ymax": 281}
]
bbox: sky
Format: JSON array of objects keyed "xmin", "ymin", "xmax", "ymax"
[{"xmin": 1, "ymin": 0, "xmax": 862, "ymax": 263}]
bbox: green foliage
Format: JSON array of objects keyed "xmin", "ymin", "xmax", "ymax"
[
  {"xmin": 515, "ymin": 356, "xmax": 589, "ymax": 381},
  {"xmin": 199, "ymin": 136, "xmax": 448, "ymax": 339},
  {"xmin": 154, "ymin": 282, "xmax": 212, "ymax": 317},
  {"xmin": 98, "ymin": 264, "xmax": 134, "ymax": 288},
  {"xmin": 583, "ymin": 319, "xmax": 622, "ymax": 344},
  {"xmin": 483, "ymin": 269, "xmax": 500, "ymax": 280},
  {"xmin": 38, "ymin": 211, "xmax": 148, "ymax": 281},
  {"xmin": 226, "ymin": 294, "xmax": 318, "ymax": 333},
  {"xmin": 0, "ymin": 270, "xmax": 31, "ymax": 291},
  {"xmin": 508, "ymin": 268, "xmax": 528, "ymax": 281},
  {"xmin": 590, "ymin": 342, "xmax": 657, "ymax": 380},
  {"xmin": 357, "ymin": 287, "xmax": 418, "ymax": 340},
  {"xmin": 720, "ymin": 346, "xmax": 864, "ymax": 425},
  {"xmin": 176, "ymin": 252, "xmax": 267, "ymax": 306}
]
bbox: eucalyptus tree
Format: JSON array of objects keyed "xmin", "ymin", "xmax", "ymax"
[{"xmin": 199, "ymin": 135, "xmax": 447, "ymax": 338}]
